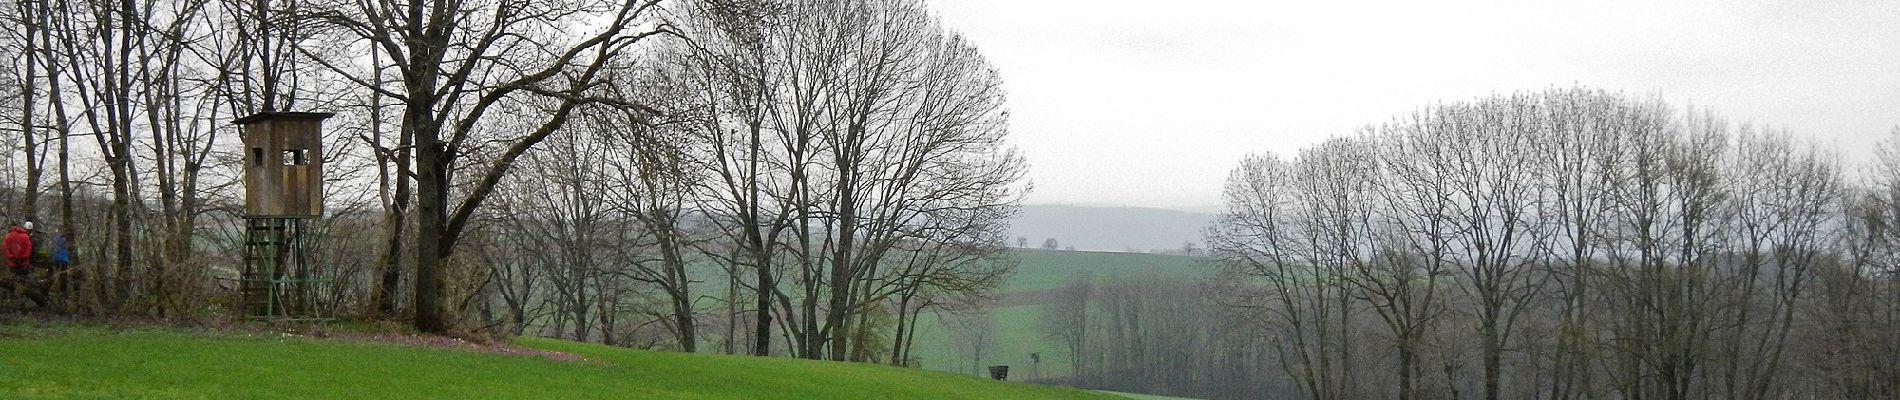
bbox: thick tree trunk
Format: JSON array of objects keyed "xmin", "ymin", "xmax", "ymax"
[
  {"xmin": 375, "ymin": 172, "xmax": 408, "ymax": 316},
  {"xmin": 1484, "ymin": 316, "xmax": 1502, "ymax": 400},
  {"xmin": 889, "ymin": 292, "xmax": 912, "ymax": 365},
  {"xmin": 657, "ymin": 227, "xmax": 695, "ymax": 352},
  {"xmin": 1399, "ymin": 339, "xmax": 1416, "ymax": 400},
  {"xmin": 826, "ymin": 224, "xmax": 853, "ymax": 360},
  {"xmin": 412, "ymin": 110, "xmax": 448, "ymax": 333},
  {"xmin": 404, "ymin": 0, "xmax": 450, "ymax": 332},
  {"xmin": 752, "ymin": 252, "xmax": 773, "ymax": 355},
  {"xmin": 36, "ymin": 6, "xmax": 75, "ymax": 297},
  {"xmin": 414, "ymin": 143, "xmax": 447, "ymax": 333},
  {"xmin": 20, "ymin": 6, "xmax": 39, "ymax": 223},
  {"xmin": 371, "ymin": 49, "xmax": 411, "ymax": 318},
  {"xmin": 109, "ymin": 159, "xmax": 132, "ymax": 302},
  {"xmin": 725, "ymin": 261, "xmax": 738, "ymax": 354}
]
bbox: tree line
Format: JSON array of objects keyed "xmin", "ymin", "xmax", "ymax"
[
  {"xmin": 0, "ymin": 0, "xmax": 1026, "ymax": 365},
  {"xmin": 1032, "ymin": 272, "xmax": 1278, "ymax": 399},
  {"xmin": 1029, "ymin": 89, "xmax": 1896, "ymax": 400},
  {"xmin": 1201, "ymin": 88, "xmax": 1898, "ymax": 400}
]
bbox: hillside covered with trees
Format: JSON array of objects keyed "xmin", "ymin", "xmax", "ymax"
[
  {"xmin": 0, "ymin": 0, "xmax": 1025, "ymax": 368},
  {"xmin": 1199, "ymin": 89, "xmax": 1899, "ymax": 399}
]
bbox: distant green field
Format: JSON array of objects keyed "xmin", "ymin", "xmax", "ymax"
[
  {"xmin": 910, "ymin": 249, "xmax": 1213, "ymax": 379},
  {"xmin": 0, "ymin": 323, "xmax": 1117, "ymax": 399},
  {"xmin": 1003, "ymin": 249, "xmax": 1210, "ymax": 293},
  {"xmin": 911, "ymin": 304, "xmax": 1051, "ymax": 377}
]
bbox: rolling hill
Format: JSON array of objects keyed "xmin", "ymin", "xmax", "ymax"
[
  {"xmin": 1009, "ymin": 204, "xmax": 1217, "ymax": 253},
  {"xmin": 0, "ymin": 323, "xmax": 1119, "ymax": 399}
]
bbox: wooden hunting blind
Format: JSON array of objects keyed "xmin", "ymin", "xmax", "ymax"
[
  {"xmin": 233, "ymin": 111, "xmax": 334, "ymax": 321},
  {"xmin": 237, "ymin": 112, "xmax": 329, "ymax": 217}
]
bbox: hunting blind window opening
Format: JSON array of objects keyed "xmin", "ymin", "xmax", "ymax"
[
  {"xmin": 252, "ymin": 148, "xmax": 264, "ymax": 167},
  {"xmin": 281, "ymin": 149, "xmax": 307, "ymax": 165}
]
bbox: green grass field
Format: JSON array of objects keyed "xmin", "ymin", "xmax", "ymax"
[
  {"xmin": 0, "ymin": 323, "xmax": 1118, "ymax": 399},
  {"xmin": 0, "ymin": 248, "xmax": 1207, "ymax": 399}
]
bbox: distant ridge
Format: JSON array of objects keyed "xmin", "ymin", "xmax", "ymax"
[{"xmin": 1007, "ymin": 204, "xmax": 1217, "ymax": 253}]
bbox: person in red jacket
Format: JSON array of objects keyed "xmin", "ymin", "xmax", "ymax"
[{"xmin": 4, "ymin": 221, "xmax": 31, "ymax": 282}]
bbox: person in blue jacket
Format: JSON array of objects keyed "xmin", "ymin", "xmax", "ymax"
[{"xmin": 51, "ymin": 233, "xmax": 68, "ymax": 268}]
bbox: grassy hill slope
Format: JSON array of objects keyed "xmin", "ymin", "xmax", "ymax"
[{"xmin": 0, "ymin": 323, "xmax": 1116, "ymax": 399}]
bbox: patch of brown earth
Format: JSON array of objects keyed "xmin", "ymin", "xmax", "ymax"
[
  {"xmin": 0, "ymin": 311, "xmax": 586, "ymax": 362},
  {"xmin": 307, "ymin": 331, "xmax": 587, "ymax": 362}
]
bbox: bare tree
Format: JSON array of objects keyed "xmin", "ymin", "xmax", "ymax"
[
  {"xmin": 1532, "ymin": 88, "xmax": 1628, "ymax": 400},
  {"xmin": 300, "ymin": 0, "xmax": 669, "ymax": 333},
  {"xmin": 671, "ymin": 0, "xmax": 794, "ymax": 356},
  {"xmin": 1209, "ymin": 144, "xmax": 1370, "ymax": 400},
  {"xmin": 594, "ymin": 64, "xmax": 711, "ymax": 351},
  {"xmin": 1817, "ymin": 183, "xmax": 1900, "ymax": 399},
  {"xmin": 1712, "ymin": 128, "xmax": 1841, "ymax": 400},
  {"xmin": 671, "ymin": 0, "xmax": 1023, "ymax": 360},
  {"xmin": 946, "ymin": 307, "xmax": 997, "ymax": 376},
  {"xmin": 1038, "ymin": 272, "xmax": 1092, "ymax": 376},
  {"xmin": 4, "ymin": 0, "xmax": 47, "ymax": 225},
  {"xmin": 1361, "ymin": 118, "xmax": 1457, "ymax": 400}
]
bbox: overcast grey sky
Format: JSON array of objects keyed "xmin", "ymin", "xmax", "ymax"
[{"xmin": 924, "ymin": 0, "xmax": 1900, "ymax": 211}]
